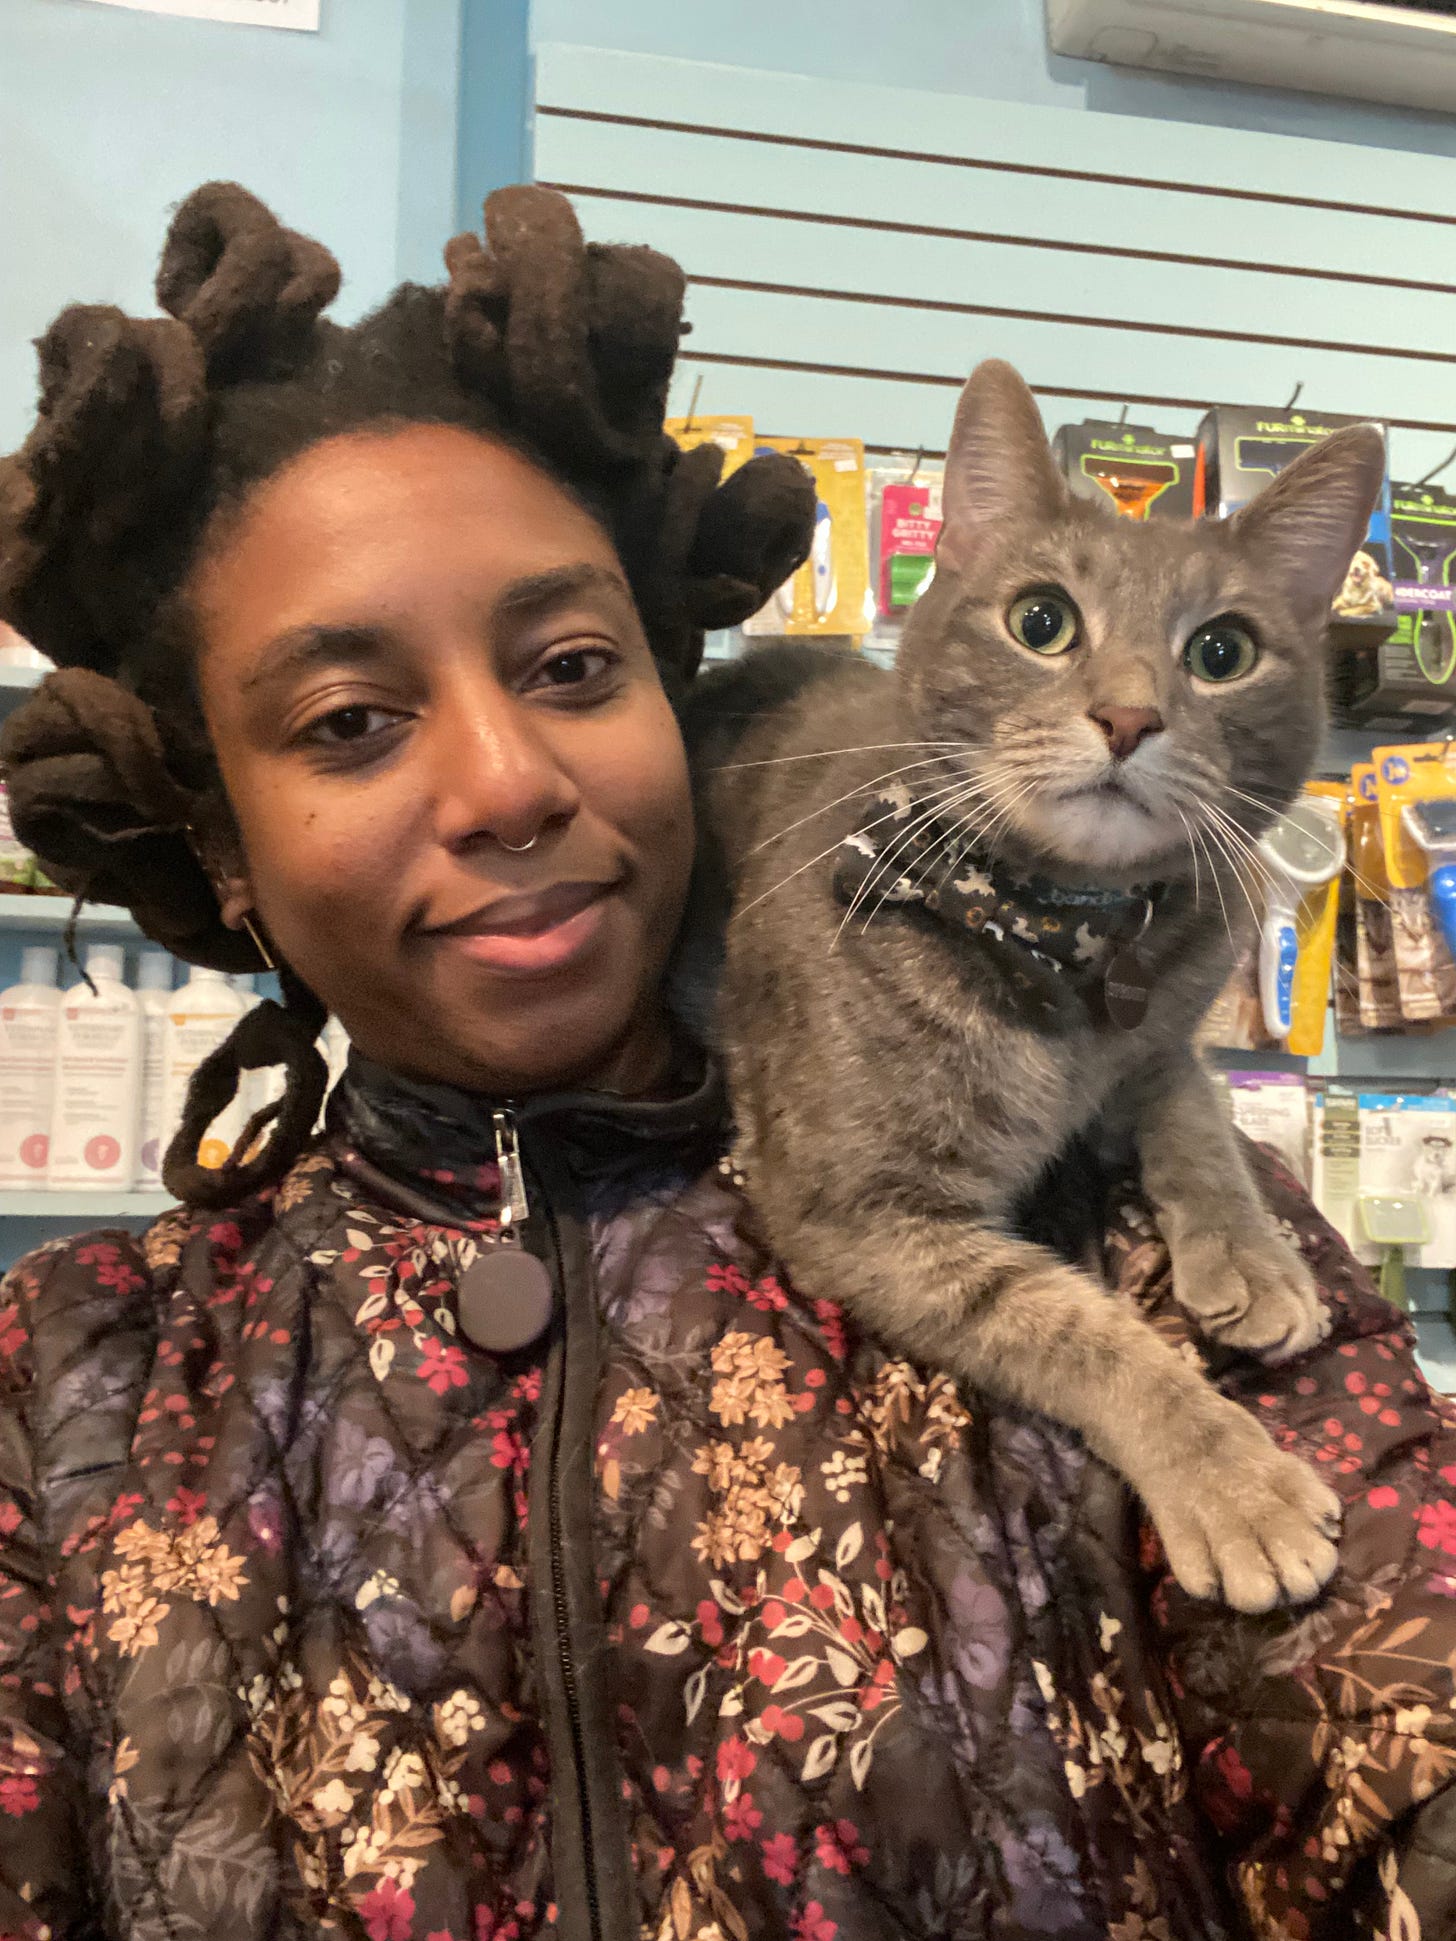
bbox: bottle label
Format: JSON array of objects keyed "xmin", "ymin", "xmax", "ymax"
[
  {"xmin": 0, "ymin": 1003, "xmax": 58, "ymax": 1180},
  {"xmin": 49, "ymin": 995, "xmax": 140, "ymax": 1188}
]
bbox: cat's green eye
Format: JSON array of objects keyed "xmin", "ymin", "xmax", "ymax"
[
  {"xmin": 1008, "ymin": 591, "xmax": 1079, "ymax": 656},
  {"xmin": 1185, "ymin": 619, "xmax": 1259, "ymax": 684}
]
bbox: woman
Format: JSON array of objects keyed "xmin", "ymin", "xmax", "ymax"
[{"xmin": 0, "ymin": 183, "xmax": 1450, "ymax": 1941}]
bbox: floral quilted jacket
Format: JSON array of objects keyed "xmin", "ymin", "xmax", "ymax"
[{"xmin": 0, "ymin": 1057, "xmax": 1452, "ymax": 1941}]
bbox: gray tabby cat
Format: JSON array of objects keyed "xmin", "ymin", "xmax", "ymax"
[{"xmin": 683, "ymin": 360, "xmax": 1386, "ymax": 1614}]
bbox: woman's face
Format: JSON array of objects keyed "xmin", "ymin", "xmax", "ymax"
[{"xmin": 191, "ymin": 424, "xmax": 695, "ymax": 1097}]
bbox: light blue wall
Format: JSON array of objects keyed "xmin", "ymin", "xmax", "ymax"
[
  {"xmin": 531, "ymin": 0, "xmax": 1456, "ymax": 156},
  {"xmin": 0, "ymin": 0, "xmax": 464, "ymax": 451}
]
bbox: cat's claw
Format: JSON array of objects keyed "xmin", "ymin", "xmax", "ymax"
[
  {"xmin": 1172, "ymin": 1229, "xmax": 1328, "ymax": 1365},
  {"xmin": 1141, "ymin": 1410, "xmax": 1342, "ymax": 1614}
]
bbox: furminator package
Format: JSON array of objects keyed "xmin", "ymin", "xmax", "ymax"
[
  {"xmin": 1194, "ymin": 404, "xmax": 1395, "ymax": 650},
  {"xmin": 742, "ymin": 437, "xmax": 871, "ymax": 639},
  {"xmin": 1380, "ymin": 482, "xmax": 1456, "ymax": 699},
  {"xmin": 1052, "ymin": 419, "xmax": 1195, "ymax": 523},
  {"xmin": 1373, "ymin": 744, "xmax": 1456, "ymax": 1022},
  {"xmin": 1349, "ymin": 764, "xmax": 1403, "ymax": 1030},
  {"xmin": 1333, "ymin": 484, "xmax": 1456, "ymax": 727}
]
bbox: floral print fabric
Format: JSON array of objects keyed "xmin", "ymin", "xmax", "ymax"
[{"xmin": 0, "ymin": 1119, "xmax": 1448, "ymax": 1940}]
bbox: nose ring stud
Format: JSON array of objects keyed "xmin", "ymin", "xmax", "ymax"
[{"xmin": 496, "ymin": 834, "xmax": 539, "ymax": 854}]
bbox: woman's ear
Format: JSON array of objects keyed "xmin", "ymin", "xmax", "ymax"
[{"xmin": 215, "ymin": 872, "xmax": 255, "ymax": 933}]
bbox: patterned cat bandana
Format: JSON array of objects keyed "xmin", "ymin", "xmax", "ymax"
[{"xmin": 833, "ymin": 787, "xmax": 1158, "ymax": 1005}]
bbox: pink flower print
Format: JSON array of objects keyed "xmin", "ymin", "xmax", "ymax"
[
  {"xmin": 418, "ymin": 1337, "xmax": 469, "ymax": 1397},
  {"xmin": 814, "ymin": 1819, "xmax": 868, "ymax": 1875},
  {"xmin": 1418, "ymin": 1499, "xmax": 1456, "ymax": 1557},
  {"xmin": 716, "ymin": 1737, "xmax": 756, "ymax": 1786},
  {"xmin": 0, "ymin": 1775, "xmax": 38, "ymax": 1817},
  {"xmin": 792, "ymin": 1901, "xmax": 837, "ymax": 1941},
  {"xmin": 360, "ymin": 1878, "xmax": 415, "ymax": 1941},
  {"xmin": 761, "ymin": 1831, "xmax": 798, "ymax": 1886},
  {"xmin": 724, "ymin": 1792, "xmax": 763, "ymax": 1842}
]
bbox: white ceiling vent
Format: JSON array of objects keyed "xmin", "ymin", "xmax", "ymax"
[{"xmin": 1047, "ymin": 0, "xmax": 1456, "ymax": 113}]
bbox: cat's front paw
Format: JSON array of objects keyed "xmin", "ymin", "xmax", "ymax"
[
  {"xmin": 1141, "ymin": 1409, "xmax": 1342, "ymax": 1614},
  {"xmin": 1172, "ymin": 1228, "xmax": 1328, "ymax": 1365}
]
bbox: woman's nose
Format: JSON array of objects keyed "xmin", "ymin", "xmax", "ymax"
[{"xmin": 430, "ymin": 693, "xmax": 580, "ymax": 855}]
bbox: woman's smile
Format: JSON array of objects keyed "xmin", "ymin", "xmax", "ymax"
[{"xmin": 423, "ymin": 876, "xmax": 624, "ymax": 978}]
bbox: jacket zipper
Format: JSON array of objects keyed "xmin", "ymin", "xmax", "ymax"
[{"xmin": 507, "ymin": 1106, "xmax": 604, "ymax": 1941}]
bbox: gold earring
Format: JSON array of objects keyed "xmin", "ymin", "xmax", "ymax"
[{"xmin": 242, "ymin": 913, "xmax": 276, "ymax": 972}]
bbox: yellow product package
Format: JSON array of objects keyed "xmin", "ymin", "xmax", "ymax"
[
  {"xmin": 1372, "ymin": 744, "xmax": 1456, "ymax": 1022},
  {"xmin": 1285, "ymin": 780, "xmax": 1348, "ymax": 1057},
  {"xmin": 1349, "ymin": 764, "xmax": 1402, "ymax": 1029},
  {"xmin": 741, "ymin": 437, "xmax": 871, "ymax": 639},
  {"xmin": 666, "ymin": 414, "xmax": 754, "ymax": 476}
]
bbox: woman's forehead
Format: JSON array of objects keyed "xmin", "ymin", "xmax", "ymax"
[{"xmin": 191, "ymin": 423, "xmax": 623, "ymax": 659}]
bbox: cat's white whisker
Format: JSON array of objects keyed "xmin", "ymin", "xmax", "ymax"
[
  {"xmin": 1193, "ymin": 824, "xmax": 1239, "ymax": 958},
  {"xmin": 715, "ymin": 740, "xmax": 964, "ymax": 772},
  {"xmin": 749, "ymin": 753, "xmax": 969, "ymax": 856},
  {"xmin": 1173, "ymin": 807, "xmax": 1202, "ymax": 911},
  {"xmin": 836, "ymin": 781, "xmax": 984, "ymax": 944},
  {"xmin": 1199, "ymin": 817, "xmax": 1264, "ymax": 935},
  {"xmin": 839, "ymin": 770, "xmax": 1020, "ymax": 938},
  {"xmin": 737, "ymin": 780, "xmax": 976, "ymax": 919}
]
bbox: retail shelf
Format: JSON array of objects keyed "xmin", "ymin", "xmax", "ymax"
[
  {"xmin": 0, "ymin": 891, "xmax": 137, "ymax": 933},
  {"xmin": 0, "ymin": 1190, "xmax": 172, "ymax": 1218},
  {"xmin": 0, "ymin": 666, "xmax": 43, "ymax": 717}
]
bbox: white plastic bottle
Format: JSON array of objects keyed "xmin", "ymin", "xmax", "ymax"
[
  {"xmin": 0, "ymin": 946, "xmax": 62, "ymax": 1187},
  {"xmin": 135, "ymin": 952, "xmax": 174, "ymax": 1191},
  {"xmin": 49, "ymin": 944, "xmax": 141, "ymax": 1191},
  {"xmin": 162, "ymin": 965, "xmax": 246, "ymax": 1174}
]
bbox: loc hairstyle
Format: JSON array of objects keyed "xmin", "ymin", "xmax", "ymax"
[{"xmin": 0, "ymin": 181, "xmax": 815, "ymax": 1207}]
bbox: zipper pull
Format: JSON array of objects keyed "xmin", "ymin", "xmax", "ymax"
[{"xmin": 492, "ymin": 1108, "xmax": 531, "ymax": 1236}]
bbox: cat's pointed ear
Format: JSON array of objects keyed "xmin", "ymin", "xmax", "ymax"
[
  {"xmin": 938, "ymin": 360, "xmax": 1065, "ymax": 567},
  {"xmin": 1230, "ymin": 425, "xmax": 1387, "ymax": 624}
]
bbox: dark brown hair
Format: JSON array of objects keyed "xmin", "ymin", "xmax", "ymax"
[{"xmin": 0, "ymin": 181, "xmax": 813, "ymax": 1205}]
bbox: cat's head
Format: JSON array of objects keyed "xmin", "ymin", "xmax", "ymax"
[{"xmin": 898, "ymin": 360, "xmax": 1386, "ymax": 883}]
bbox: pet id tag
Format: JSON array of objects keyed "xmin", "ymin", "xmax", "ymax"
[
  {"xmin": 456, "ymin": 1110, "xmax": 554, "ymax": 1355},
  {"xmin": 1103, "ymin": 899, "xmax": 1154, "ymax": 1032}
]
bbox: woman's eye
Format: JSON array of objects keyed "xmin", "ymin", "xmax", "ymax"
[
  {"xmin": 306, "ymin": 704, "xmax": 402, "ymax": 745},
  {"xmin": 1008, "ymin": 591, "xmax": 1079, "ymax": 656},
  {"xmin": 531, "ymin": 647, "xmax": 615, "ymax": 690},
  {"xmin": 1185, "ymin": 620, "xmax": 1258, "ymax": 684}
]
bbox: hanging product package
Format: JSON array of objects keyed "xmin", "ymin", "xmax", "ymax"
[
  {"xmin": 1373, "ymin": 743, "xmax": 1456, "ymax": 1022},
  {"xmin": 742, "ymin": 437, "xmax": 871, "ymax": 640},
  {"xmin": 1353, "ymin": 1092, "xmax": 1456, "ymax": 1272},
  {"xmin": 1223, "ymin": 1070, "xmax": 1312, "ymax": 1186},
  {"xmin": 666, "ymin": 413, "xmax": 755, "ymax": 477},
  {"xmin": 1284, "ymin": 781, "xmax": 1348, "ymax": 1057},
  {"xmin": 1392, "ymin": 481, "xmax": 1456, "ymax": 695},
  {"xmin": 1333, "ymin": 482, "xmax": 1456, "ymax": 730},
  {"xmin": 875, "ymin": 466, "xmax": 942, "ymax": 614},
  {"xmin": 1052, "ymin": 418, "xmax": 1196, "ymax": 523},
  {"xmin": 1349, "ymin": 764, "xmax": 1404, "ymax": 1029},
  {"xmin": 1194, "ymin": 403, "xmax": 1395, "ymax": 652},
  {"xmin": 1312, "ymin": 1087, "xmax": 1361, "ymax": 1249}
]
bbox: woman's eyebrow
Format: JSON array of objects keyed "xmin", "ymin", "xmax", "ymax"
[
  {"xmin": 242, "ymin": 623, "xmax": 389, "ymax": 694},
  {"xmin": 494, "ymin": 562, "xmax": 633, "ymax": 617}
]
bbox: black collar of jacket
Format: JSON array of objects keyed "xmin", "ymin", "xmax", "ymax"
[{"xmin": 328, "ymin": 1048, "xmax": 728, "ymax": 1223}]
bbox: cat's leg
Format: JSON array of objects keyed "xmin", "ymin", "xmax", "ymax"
[
  {"xmin": 1132, "ymin": 1054, "xmax": 1327, "ymax": 1363},
  {"xmin": 773, "ymin": 1207, "xmax": 1340, "ymax": 1614}
]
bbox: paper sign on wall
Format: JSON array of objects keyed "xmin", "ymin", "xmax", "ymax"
[{"xmin": 79, "ymin": 0, "xmax": 319, "ymax": 29}]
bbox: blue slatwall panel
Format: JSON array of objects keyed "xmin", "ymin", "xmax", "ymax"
[{"xmin": 532, "ymin": 42, "xmax": 1456, "ymax": 481}]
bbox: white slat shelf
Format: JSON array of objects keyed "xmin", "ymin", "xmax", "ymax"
[
  {"xmin": 0, "ymin": 1191, "xmax": 172, "ymax": 1218},
  {"xmin": 0, "ymin": 892, "xmax": 137, "ymax": 933}
]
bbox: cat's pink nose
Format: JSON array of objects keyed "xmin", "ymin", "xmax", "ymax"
[{"xmin": 1089, "ymin": 704, "xmax": 1164, "ymax": 761}]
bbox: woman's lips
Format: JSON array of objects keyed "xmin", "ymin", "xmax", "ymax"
[{"xmin": 429, "ymin": 880, "xmax": 617, "ymax": 978}]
